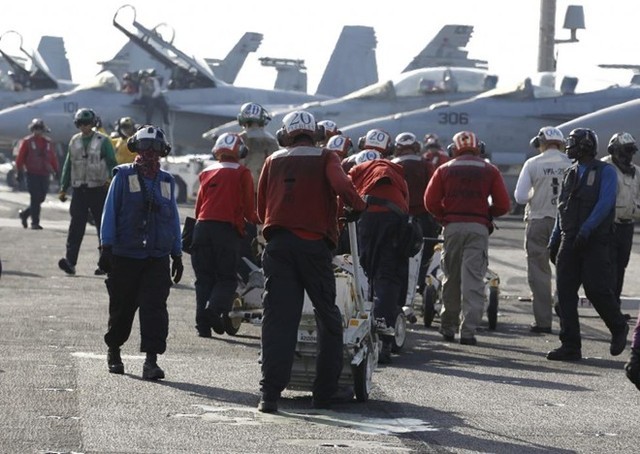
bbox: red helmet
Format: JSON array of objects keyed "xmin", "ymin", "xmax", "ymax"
[
  {"xmin": 423, "ymin": 133, "xmax": 441, "ymax": 149},
  {"xmin": 450, "ymin": 131, "xmax": 480, "ymax": 157}
]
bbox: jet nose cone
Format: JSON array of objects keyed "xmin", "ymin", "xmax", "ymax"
[{"xmin": 203, "ymin": 121, "xmax": 242, "ymax": 141}]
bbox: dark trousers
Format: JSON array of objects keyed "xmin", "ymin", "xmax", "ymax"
[
  {"xmin": 555, "ymin": 234, "xmax": 627, "ymax": 351},
  {"xmin": 104, "ymin": 255, "xmax": 171, "ymax": 354},
  {"xmin": 260, "ymin": 230, "xmax": 343, "ymax": 401},
  {"xmin": 144, "ymin": 96, "xmax": 170, "ymax": 124},
  {"xmin": 190, "ymin": 221, "xmax": 239, "ymax": 331},
  {"xmin": 611, "ymin": 223, "xmax": 634, "ymax": 307},
  {"xmin": 66, "ymin": 185, "xmax": 107, "ymax": 266},
  {"xmin": 358, "ymin": 211, "xmax": 408, "ymax": 327},
  {"xmin": 23, "ymin": 173, "xmax": 50, "ymax": 226}
]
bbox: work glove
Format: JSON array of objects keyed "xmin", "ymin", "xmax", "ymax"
[
  {"xmin": 342, "ymin": 208, "xmax": 364, "ymax": 224},
  {"xmin": 16, "ymin": 171, "xmax": 24, "ymax": 184},
  {"xmin": 548, "ymin": 241, "xmax": 560, "ymax": 265},
  {"xmin": 98, "ymin": 245, "xmax": 114, "ymax": 273},
  {"xmin": 58, "ymin": 190, "xmax": 68, "ymax": 202},
  {"xmin": 624, "ymin": 348, "xmax": 640, "ymax": 391},
  {"xmin": 171, "ymin": 254, "xmax": 184, "ymax": 284},
  {"xmin": 573, "ymin": 233, "xmax": 588, "ymax": 254}
]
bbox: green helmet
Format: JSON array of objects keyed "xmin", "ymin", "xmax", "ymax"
[{"xmin": 73, "ymin": 108, "xmax": 97, "ymax": 127}]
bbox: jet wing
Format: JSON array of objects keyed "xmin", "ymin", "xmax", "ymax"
[{"xmin": 170, "ymin": 102, "xmax": 299, "ymax": 121}]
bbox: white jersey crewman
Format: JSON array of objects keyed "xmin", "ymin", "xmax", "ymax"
[{"xmin": 514, "ymin": 126, "xmax": 571, "ymax": 333}]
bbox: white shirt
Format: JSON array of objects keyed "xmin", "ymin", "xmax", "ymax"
[{"xmin": 514, "ymin": 147, "xmax": 572, "ymax": 220}]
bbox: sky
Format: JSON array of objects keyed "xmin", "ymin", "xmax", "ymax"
[{"xmin": 2, "ymin": 0, "xmax": 640, "ymax": 93}]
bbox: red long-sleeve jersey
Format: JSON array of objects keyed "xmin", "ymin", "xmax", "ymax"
[
  {"xmin": 15, "ymin": 134, "xmax": 58, "ymax": 176},
  {"xmin": 257, "ymin": 145, "xmax": 365, "ymax": 248},
  {"xmin": 195, "ymin": 160, "xmax": 258, "ymax": 236},
  {"xmin": 349, "ymin": 159, "xmax": 409, "ymax": 213},
  {"xmin": 424, "ymin": 155, "xmax": 510, "ymax": 229}
]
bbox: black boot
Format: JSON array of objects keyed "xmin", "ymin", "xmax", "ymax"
[
  {"xmin": 142, "ymin": 352, "xmax": 165, "ymax": 380},
  {"xmin": 378, "ymin": 337, "xmax": 392, "ymax": 364},
  {"xmin": 107, "ymin": 348, "xmax": 124, "ymax": 374}
]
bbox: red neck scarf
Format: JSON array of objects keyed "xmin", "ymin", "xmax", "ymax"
[{"xmin": 134, "ymin": 150, "xmax": 160, "ymax": 179}]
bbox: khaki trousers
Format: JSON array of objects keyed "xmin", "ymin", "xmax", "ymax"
[
  {"xmin": 525, "ymin": 217, "xmax": 555, "ymax": 328},
  {"xmin": 440, "ymin": 222, "xmax": 489, "ymax": 338}
]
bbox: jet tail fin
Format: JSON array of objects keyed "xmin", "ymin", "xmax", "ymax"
[
  {"xmin": 207, "ymin": 32, "xmax": 262, "ymax": 84},
  {"xmin": 0, "ymin": 30, "xmax": 60, "ymax": 89},
  {"xmin": 403, "ymin": 24, "xmax": 488, "ymax": 72},
  {"xmin": 315, "ymin": 25, "xmax": 377, "ymax": 97},
  {"xmin": 37, "ymin": 36, "xmax": 71, "ymax": 81}
]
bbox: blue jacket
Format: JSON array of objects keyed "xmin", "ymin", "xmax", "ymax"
[{"xmin": 101, "ymin": 164, "xmax": 182, "ymax": 259}]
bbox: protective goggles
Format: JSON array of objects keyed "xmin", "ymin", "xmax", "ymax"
[
  {"xmin": 75, "ymin": 119, "xmax": 94, "ymax": 127},
  {"xmin": 565, "ymin": 137, "xmax": 578, "ymax": 149},
  {"xmin": 136, "ymin": 138, "xmax": 166, "ymax": 153}
]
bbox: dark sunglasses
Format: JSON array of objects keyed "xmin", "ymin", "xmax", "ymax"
[{"xmin": 75, "ymin": 120, "xmax": 93, "ymax": 127}]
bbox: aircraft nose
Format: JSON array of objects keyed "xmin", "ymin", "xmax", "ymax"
[{"xmin": 203, "ymin": 121, "xmax": 242, "ymax": 141}]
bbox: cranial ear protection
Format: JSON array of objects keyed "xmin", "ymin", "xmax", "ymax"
[
  {"xmin": 358, "ymin": 129, "xmax": 394, "ymax": 157},
  {"xmin": 127, "ymin": 125, "xmax": 172, "ymax": 157},
  {"xmin": 276, "ymin": 126, "xmax": 324, "ymax": 147},
  {"xmin": 530, "ymin": 135, "xmax": 541, "ymax": 149},
  {"xmin": 238, "ymin": 143, "xmax": 248, "ymax": 159},
  {"xmin": 276, "ymin": 127, "xmax": 290, "ymax": 147},
  {"xmin": 212, "ymin": 132, "xmax": 248, "ymax": 160},
  {"xmin": 314, "ymin": 124, "xmax": 326, "ymax": 144}
]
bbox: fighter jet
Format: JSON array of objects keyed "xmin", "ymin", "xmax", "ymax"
[
  {"xmin": 204, "ymin": 24, "xmax": 494, "ymax": 140},
  {"xmin": 260, "ymin": 24, "xmax": 485, "ymax": 97},
  {"xmin": 205, "ymin": 66, "xmax": 496, "ymax": 140},
  {"xmin": 0, "ymin": 6, "xmax": 329, "ymax": 154},
  {"xmin": 99, "ymin": 24, "xmax": 263, "ymax": 85},
  {"xmin": 339, "ymin": 76, "xmax": 640, "ymax": 195},
  {"xmin": 0, "ymin": 31, "xmax": 75, "ymax": 110}
]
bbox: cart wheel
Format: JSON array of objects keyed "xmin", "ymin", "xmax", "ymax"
[
  {"xmin": 353, "ymin": 348, "xmax": 374, "ymax": 402},
  {"xmin": 422, "ymin": 285, "xmax": 437, "ymax": 327},
  {"xmin": 487, "ymin": 287, "xmax": 499, "ymax": 330},
  {"xmin": 223, "ymin": 313, "xmax": 242, "ymax": 336},
  {"xmin": 391, "ymin": 310, "xmax": 406, "ymax": 353}
]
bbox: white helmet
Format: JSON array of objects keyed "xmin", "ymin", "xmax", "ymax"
[
  {"xmin": 212, "ymin": 133, "xmax": 248, "ymax": 160},
  {"xmin": 358, "ymin": 129, "xmax": 393, "ymax": 155},
  {"xmin": 276, "ymin": 110, "xmax": 317, "ymax": 146},
  {"xmin": 238, "ymin": 102, "xmax": 271, "ymax": 127},
  {"xmin": 127, "ymin": 124, "xmax": 172, "ymax": 156},
  {"xmin": 354, "ymin": 149, "xmax": 382, "ymax": 165},
  {"xmin": 325, "ymin": 134, "xmax": 352, "ymax": 158},
  {"xmin": 530, "ymin": 126, "xmax": 565, "ymax": 148}
]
